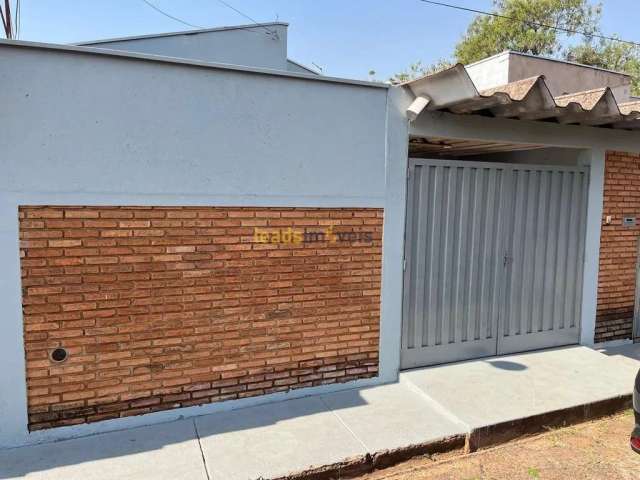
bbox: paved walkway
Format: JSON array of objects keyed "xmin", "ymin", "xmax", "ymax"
[{"xmin": 1, "ymin": 345, "xmax": 638, "ymax": 480}]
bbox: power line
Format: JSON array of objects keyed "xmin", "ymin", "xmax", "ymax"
[
  {"xmin": 1, "ymin": 0, "xmax": 12, "ymax": 38},
  {"xmin": 419, "ymin": 0, "xmax": 640, "ymax": 49},
  {"xmin": 15, "ymin": 0, "xmax": 20, "ymax": 39},
  {"xmin": 214, "ymin": 0, "xmax": 278, "ymax": 37},
  {"xmin": 140, "ymin": 0, "xmax": 277, "ymax": 38},
  {"xmin": 140, "ymin": 0, "xmax": 204, "ymax": 29},
  {"xmin": 0, "ymin": 5, "xmax": 6, "ymax": 39}
]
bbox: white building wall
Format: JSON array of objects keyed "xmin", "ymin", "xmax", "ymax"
[
  {"xmin": 466, "ymin": 51, "xmax": 632, "ymax": 101},
  {"xmin": 77, "ymin": 23, "xmax": 290, "ymax": 71},
  {"xmin": 507, "ymin": 53, "xmax": 632, "ymax": 100},
  {"xmin": 0, "ymin": 43, "xmax": 399, "ymax": 448},
  {"xmin": 1, "ymin": 44, "xmax": 386, "ymax": 201},
  {"xmin": 465, "ymin": 51, "xmax": 511, "ymax": 91}
]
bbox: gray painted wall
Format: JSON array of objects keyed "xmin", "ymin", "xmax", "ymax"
[
  {"xmin": 508, "ymin": 53, "xmax": 631, "ymax": 100},
  {"xmin": 467, "ymin": 51, "xmax": 632, "ymax": 100},
  {"xmin": 79, "ymin": 23, "xmax": 289, "ymax": 71},
  {"xmin": 1, "ymin": 45, "xmax": 387, "ymax": 201},
  {"xmin": 0, "ymin": 44, "xmax": 397, "ymax": 448}
]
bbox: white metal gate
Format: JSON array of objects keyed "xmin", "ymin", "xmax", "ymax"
[{"xmin": 401, "ymin": 159, "xmax": 589, "ymax": 369}]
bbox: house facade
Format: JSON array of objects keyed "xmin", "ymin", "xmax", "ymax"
[{"xmin": 1, "ymin": 24, "xmax": 640, "ymax": 448}]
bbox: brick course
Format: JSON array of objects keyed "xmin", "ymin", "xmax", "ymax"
[
  {"xmin": 596, "ymin": 151, "xmax": 640, "ymax": 342},
  {"xmin": 19, "ymin": 206, "xmax": 382, "ymax": 430}
]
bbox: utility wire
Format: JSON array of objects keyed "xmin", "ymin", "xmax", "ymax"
[
  {"xmin": 140, "ymin": 0, "xmax": 204, "ymax": 29},
  {"xmin": 0, "ymin": 6, "xmax": 6, "ymax": 38},
  {"xmin": 419, "ymin": 0, "xmax": 640, "ymax": 48},
  {"xmin": 140, "ymin": 0, "xmax": 276, "ymax": 38},
  {"xmin": 1, "ymin": 0, "xmax": 11, "ymax": 38},
  {"xmin": 15, "ymin": 0, "xmax": 19, "ymax": 39},
  {"xmin": 214, "ymin": 0, "xmax": 277, "ymax": 37}
]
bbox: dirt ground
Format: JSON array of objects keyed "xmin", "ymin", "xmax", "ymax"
[{"xmin": 359, "ymin": 411, "xmax": 640, "ymax": 480}]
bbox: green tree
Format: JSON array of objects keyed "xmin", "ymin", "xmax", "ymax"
[
  {"xmin": 394, "ymin": 0, "xmax": 640, "ymax": 95},
  {"xmin": 567, "ymin": 39, "xmax": 640, "ymax": 95},
  {"xmin": 454, "ymin": 0, "xmax": 601, "ymax": 64}
]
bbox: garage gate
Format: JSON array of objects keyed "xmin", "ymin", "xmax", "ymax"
[{"xmin": 401, "ymin": 159, "xmax": 589, "ymax": 369}]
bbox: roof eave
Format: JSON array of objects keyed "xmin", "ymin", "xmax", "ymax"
[
  {"xmin": 74, "ymin": 22, "xmax": 290, "ymax": 46},
  {"xmin": 402, "ymin": 62, "xmax": 639, "ymax": 130}
]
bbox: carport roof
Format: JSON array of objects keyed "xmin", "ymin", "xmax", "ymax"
[{"xmin": 404, "ymin": 64, "xmax": 640, "ymax": 130}]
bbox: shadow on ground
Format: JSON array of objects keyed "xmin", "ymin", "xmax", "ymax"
[
  {"xmin": 486, "ymin": 360, "xmax": 528, "ymax": 371},
  {"xmin": 0, "ymin": 391, "xmax": 369, "ymax": 479}
]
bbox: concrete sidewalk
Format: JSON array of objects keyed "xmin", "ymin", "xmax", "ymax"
[{"xmin": 1, "ymin": 345, "xmax": 638, "ymax": 480}]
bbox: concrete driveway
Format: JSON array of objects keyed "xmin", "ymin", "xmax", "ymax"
[{"xmin": 1, "ymin": 344, "xmax": 638, "ymax": 480}]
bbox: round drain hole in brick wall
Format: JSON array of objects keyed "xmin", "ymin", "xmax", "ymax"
[{"xmin": 50, "ymin": 348, "xmax": 68, "ymax": 363}]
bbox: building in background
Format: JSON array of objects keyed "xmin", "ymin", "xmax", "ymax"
[{"xmin": 74, "ymin": 22, "xmax": 319, "ymax": 75}]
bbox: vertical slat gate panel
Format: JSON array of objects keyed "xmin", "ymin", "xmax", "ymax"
[
  {"xmin": 411, "ymin": 165, "xmax": 427, "ymax": 349},
  {"xmin": 454, "ymin": 168, "xmax": 471, "ymax": 344},
  {"xmin": 489, "ymin": 169, "xmax": 507, "ymax": 341},
  {"xmin": 403, "ymin": 163, "xmax": 420, "ymax": 350},
  {"xmin": 425, "ymin": 166, "xmax": 439, "ymax": 348},
  {"xmin": 542, "ymin": 171, "xmax": 561, "ymax": 332},
  {"xmin": 503, "ymin": 168, "xmax": 525, "ymax": 337},
  {"xmin": 498, "ymin": 166, "xmax": 587, "ymax": 355},
  {"xmin": 551, "ymin": 172, "xmax": 570, "ymax": 332},
  {"xmin": 401, "ymin": 160, "xmax": 506, "ymax": 368},
  {"xmin": 522, "ymin": 170, "xmax": 539, "ymax": 336},
  {"xmin": 572, "ymin": 172, "xmax": 588, "ymax": 328},
  {"xmin": 443, "ymin": 167, "xmax": 459, "ymax": 346},
  {"xmin": 532, "ymin": 171, "xmax": 551, "ymax": 333},
  {"xmin": 402, "ymin": 159, "xmax": 588, "ymax": 368},
  {"xmin": 564, "ymin": 172, "xmax": 582, "ymax": 329},
  {"xmin": 428, "ymin": 166, "xmax": 445, "ymax": 347},
  {"xmin": 465, "ymin": 169, "xmax": 480, "ymax": 343},
  {"xmin": 472, "ymin": 168, "xmax": 488, "ymax": 342}
]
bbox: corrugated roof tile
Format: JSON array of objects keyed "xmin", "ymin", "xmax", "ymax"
[{"xmin": 404, "ymin": 64, "xmax": 640, "ymax": 130}]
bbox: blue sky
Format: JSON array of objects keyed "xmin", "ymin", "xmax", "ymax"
[{"xmin": 13, "ymin": 0, "xmax": 640, "ymax": 80}]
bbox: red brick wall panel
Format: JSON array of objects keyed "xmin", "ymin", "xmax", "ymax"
[
  {"xmin": 19, "ymin": 206, "xmax": 383, "ymax": 430},
  {"xmin": 596, "ymin": 151, "xmax": 640, "ymax": 342}
]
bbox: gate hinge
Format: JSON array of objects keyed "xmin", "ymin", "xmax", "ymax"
[{"xmin": 403, "ymin": 258, "xmax": 407, "ymax": 271}]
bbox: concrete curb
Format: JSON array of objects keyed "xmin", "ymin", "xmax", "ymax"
[
  {"xmin": 272, "ymin": 394, "xmax": 632, "ymax": 480},
  {"xmin": 467, "ymin": 394, "xmax": 632, "ymax": 451},
  {"xmin": 271, "ymin": 435, "xmax": 467, "ymax": 480}
]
